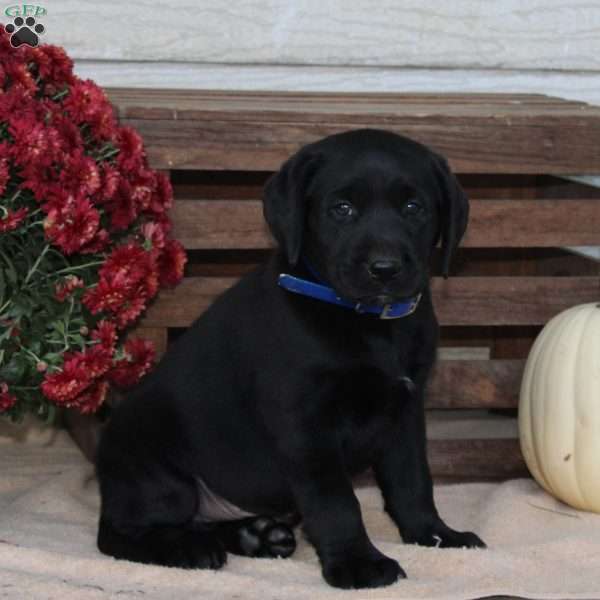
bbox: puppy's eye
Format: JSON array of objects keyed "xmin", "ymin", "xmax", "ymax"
[
  {"xmin": 330, "ymin": 202, "xmax": 356, "ymax": 218},
  {"xmin": 403, "ymin": 201, "xmax": 423, "ymax": 216}
]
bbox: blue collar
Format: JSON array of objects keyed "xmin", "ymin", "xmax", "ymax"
[{"xmin": 277, "ymin": 260, "xmax": 421, "ymax": 320}]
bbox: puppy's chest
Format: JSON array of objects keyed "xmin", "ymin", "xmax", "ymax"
[{"xmin": 332, "ymin": 368, "xmax": 410, "ymax": 469}]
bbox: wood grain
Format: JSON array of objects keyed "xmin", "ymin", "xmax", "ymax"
[
  {"xmin": 104, "ymin": 89, "xmax": 600, "ymax": 173},
  {"xmin": 428, "ymin": 438, "xmax": 527, "ymax": 479},
  {"xmin": 139, "ymin": 276, "xmax": 600, "ymax": 328},
  {"xmin": 169, "ymin": 199, "xmax": 600, "ymax": 249},
  {"xmin": 428, "ymin": 360, "xmax": 522, "ymax": 409}
]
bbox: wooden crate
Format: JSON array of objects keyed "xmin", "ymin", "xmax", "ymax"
[{"xmin": 106, "ymin": 89, "xmax": 600, "ymax": 480}]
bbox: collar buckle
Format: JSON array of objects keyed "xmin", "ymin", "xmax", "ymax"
[
  {"xmin": 379, "ymin": 303, "xmax": 395, "ymax": 320},
  {"xmin": 378, "ymin": 293, "xmax": 422, "ymax": 320}
]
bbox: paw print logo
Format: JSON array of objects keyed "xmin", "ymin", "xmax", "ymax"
[{"xmin": 4, "ymin": 16, "xmax": 45, "ymax": 48}]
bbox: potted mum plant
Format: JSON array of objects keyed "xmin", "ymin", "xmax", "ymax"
[{"xmin": 0, "ymin": 25, "xmax": 186, "ymax": 426}]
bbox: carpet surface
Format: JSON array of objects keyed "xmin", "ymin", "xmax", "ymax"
[{"xmin": 1, "ymin": 421, "xmax": 599, "ymax": 600}]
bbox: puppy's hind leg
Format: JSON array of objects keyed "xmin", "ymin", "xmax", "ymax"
[
  {"xmin": 215, "ymin": 516, "xmax": 297, "ymax": 558},
  {"xmin": 97, "ymin": 461, "xmax": 227, "ymax": 570}
]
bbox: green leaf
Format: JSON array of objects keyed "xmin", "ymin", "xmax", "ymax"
[
  {"xmin": 0, "ymin": 354, "xmax": 27, "ymax": 383},
  {"xmin": 48, "ymin": 320, "xmax": 65, "ymax": 335},
  {"xmin": 69, "ymin": 334, "xmax": 85, "ymax": 348},
  {"xmin": 11, "ymin": 295, "xmax": 34, "ymax": 318},
  {"xmin": 42, "ymin": 352, "xmax": 63, "ymax": 365},
  {"xmin": 0, "ymin": 268, "xmax": 6, "ymax": 304}
]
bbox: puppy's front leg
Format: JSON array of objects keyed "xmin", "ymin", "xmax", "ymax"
[
  {"xmin": 279, "ymin": 413, "xmax": 405, "ymax": 589},
  {"xmin": 373, "ymin": 374, "xmax": 486, "ymax": 549}
]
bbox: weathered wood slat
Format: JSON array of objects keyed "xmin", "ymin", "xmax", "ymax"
[
  {"xmin": 127, "ymin": 118, "xmax": 600, "ymax": 173},
  {"xmin": 428, "ymin": 360, "xmax": 522, "ymax": 409},
  {"xmin": 170, "ymin": 199, "xmax": 600, "ymax": 249},
  {"xmin": 427, "ymin": 438, "xmax": 527, "ymax": 479},
  {"xmin": 105, "ymin": 89, "xmax": 600, "ymax": 172},
  {"xmin": 108, "ymin": 89, "xmax": 592, "ymax": 119},
  {"xmin": 139, "ymin": 276, "xmax": 599, "ymax": 328},
  {"xmin": 356, "ymin": 438, "xmax": 527, "ymax": 483}
]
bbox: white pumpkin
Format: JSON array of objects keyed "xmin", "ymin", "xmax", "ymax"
[{"xmin": 519, "ymin": 302, "xmax": 600, "ymax": 513}]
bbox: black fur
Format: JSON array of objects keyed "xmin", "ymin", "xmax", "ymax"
[{"xmin": 96, "ymin": 128, "xmax": 484, "ymax": 589}]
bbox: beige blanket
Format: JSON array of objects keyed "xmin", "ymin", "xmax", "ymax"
[{"xmin": 1, "ymin": 422, "xmax": 600, "ymax": 600}]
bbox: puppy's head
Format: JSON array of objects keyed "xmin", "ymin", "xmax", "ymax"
[{"xmin": 263, "ymin": 128, "xmax": 468, "ymax": 304}]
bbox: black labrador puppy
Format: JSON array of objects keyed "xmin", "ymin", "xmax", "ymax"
[{"xmin": 96, "ymin": 128, "xmax": 485, "ymax": 589}]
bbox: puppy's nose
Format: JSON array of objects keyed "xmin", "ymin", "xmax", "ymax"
[{"xmin": 368, "ymin": 259, "xmax": 402, "ymax": 282}]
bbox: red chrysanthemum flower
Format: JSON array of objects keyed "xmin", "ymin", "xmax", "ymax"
[
  {"xmin": 140, "ymin": 221, "xmax": 167, "ymax": 255},
  {"xmin": 59, "ymin": 149, "xmax": 101, "ymax": 197},
  {"xmin": 3, "ymin": 59, "xmax": 37, "ymax": 94},
  {"xmin": 79, "ymin": 228, "xmax": 110, "ymax": 255},
  {"xmin": 0, "ymin": 206, "xmax": 28, "ymax": 233},
  {"xmin": 104, "ymin": 177, "xmax": 138, "ymax": 230},
  {"xmin": 41, "ymin": 355, "xmax": 92, "ymax": 404},
  {"xmin": 69, "ymin": 379, "xmax": 109, "ymax": 414},
  {"xmin": 129, "ymin": 167, "xmax": 156, "ymax": 212},
  {"xmin": 63, "ymin": 79, "xmax": 117, "ymax": 140},
  {"xmin": 0, "ymin": 84, "xmax": 35, "ymax": 123},
  {"xmin": 115, "ymin": 297, "xmax": 147, "ymax": 329},
  {"xmin": 55, "ymin": 275, "xmax": 84, "ymax": 302},
  {"xmin": 158, "ymin": 239, "xmax": 187, "ymax": 287},
  {"xmin": 49, "ymin": 110, "xmax": 83, "ymax": 154},
  {"xmin": 43, "ymin": 194, "xmax": 100, "ymax": 254},
  {"xmin": 29, "ymin": 45, "xmax": 75, "ymax": 90},
  {"xmin": 116, "ymin": 126, "xmax": 145, "ymax": 172},
  {"xmin": 147, "ymin": 171, "xmax": 173, "ymax": 215},
  {"xmin": 0, "ymin": 382, "xmax": 17, "ymax": 412},
  {"xmin": 108, "ymin": 338, "xmax": 155, "ymax": 389},
  {"xmin": 78, "ymin": 344, "xmax": 113, "ymax": 379},
  {"xmin": 82, "ymin": 270, "xmax": 131, "ymax": 315},
  {"xmin": 0, "ymin": 23, "xmax": 13, "ymax": 53},
  {"xmin": 91, "ymin": 320, "xmax": 118, "ymax": 352},
  {"xmin": 0, "ymin": 157, "xmax": 9, "ymax": 195},
  {"xmin": 9, "ymin": 117, "xmax": 63, "ymax": 170},
  {"xmin": 100, "ymin": 242, "xmax": 153, "ymax": 282},
  {"xmin": 97, "ymin": 162, "xmax": 120, "ymax": 203}
]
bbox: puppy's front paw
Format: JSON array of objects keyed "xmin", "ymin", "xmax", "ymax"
[
  {"xmin": 402, "ymin": 520, "xmax": 486, "ymax": 549},
  {"xmin": 322, "ymin": 553, "xmax": 405, "ymax": 589}
]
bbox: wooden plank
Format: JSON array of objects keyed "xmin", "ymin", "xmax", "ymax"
[
  {"xmin": 140, "ymin": 276, "xmax": 599, "ymax": 328},
  {"xmin": 104, "ymin": 89, "xmax": 600, "ymax": 173},
  {"xmin": 171, "ymin": 173, "xmax": 600, "ymax": 202},
  {"xmin": 125, "ymin": 117, "xmax": 600, "ymax": 173},
  {"xmin": 107, "ymin": 89, "xmax": 594, "ymax": 120},
  {"xmin": 428, "ymin": 438, "xmax": 527, "ymax": 479},
  {"xmin": 170, "ymin": 199, "xmax": 600, "ymax": 249},
  {"xmin": 432, "ymin": 277, "xmax": 599, "ymax": 326},
  {"xmin": 427, "ymin": 360, "xmax": 522, "ymax": 409}
]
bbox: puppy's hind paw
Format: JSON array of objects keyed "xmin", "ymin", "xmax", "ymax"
[
  {"xmin": 216, "ymin": 515, "xmax": 297, "ymax": 558},
  {"xmin": 97, "ymin": 518, "xmax": 227, "ymax": 569}
]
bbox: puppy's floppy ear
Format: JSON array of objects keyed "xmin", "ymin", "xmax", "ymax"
[
  {"xmin": 263, "ymin": 148, "xmax": 322, "ymax": 266},
  {"xmin": 432, "ymin": 153, "xmax": 469, "ymax": 278}
]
